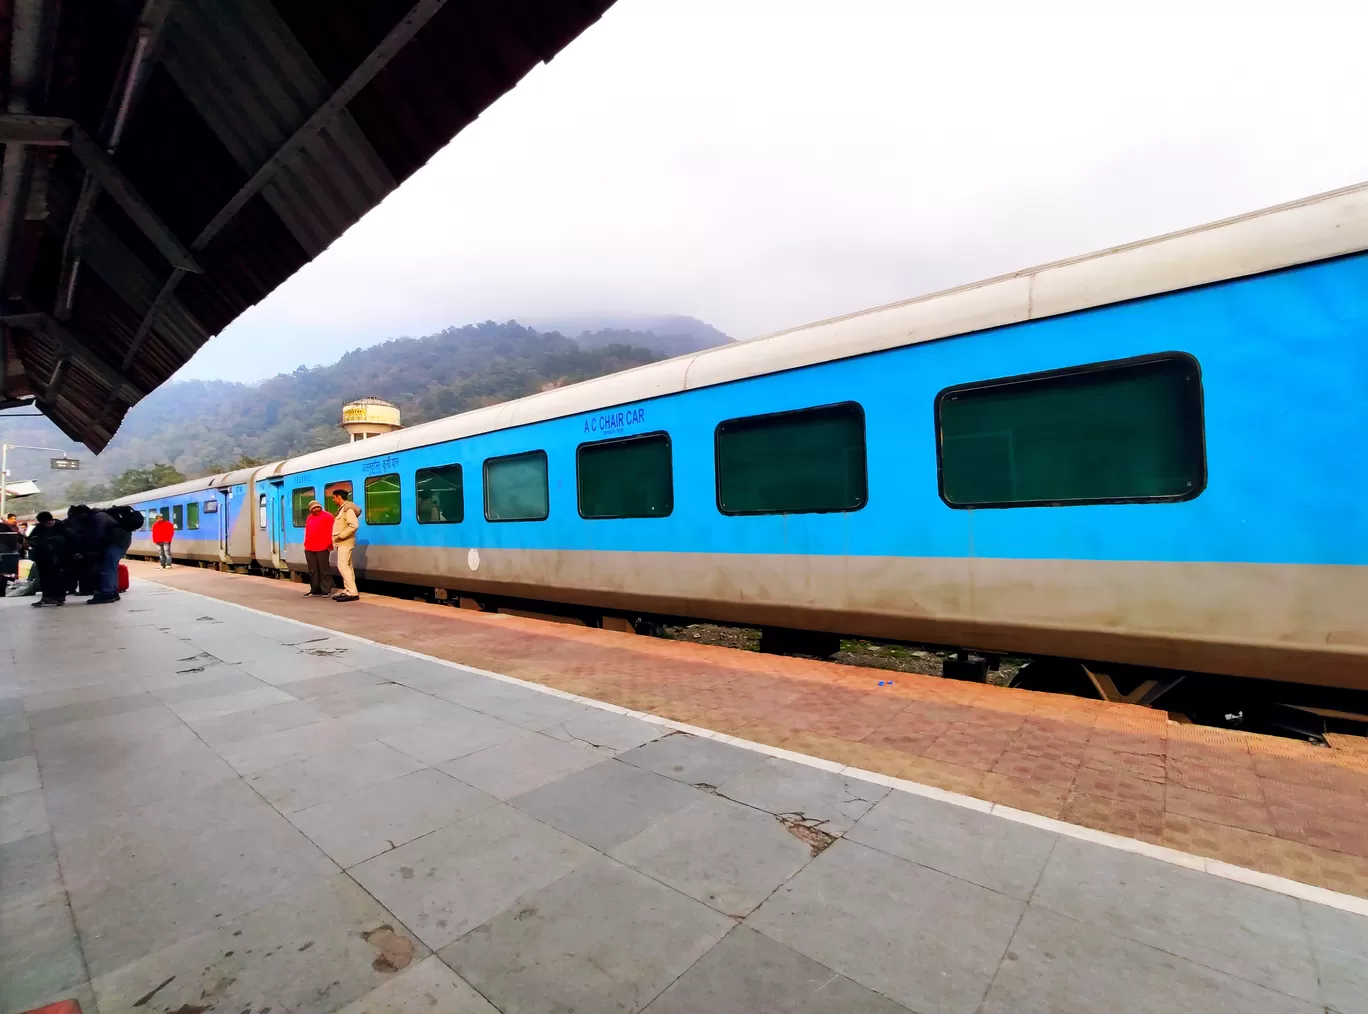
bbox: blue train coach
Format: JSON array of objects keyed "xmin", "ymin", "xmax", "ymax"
[{"xmin": 118, "ymin": 182, "xmax": 1368, "ymax": 696}]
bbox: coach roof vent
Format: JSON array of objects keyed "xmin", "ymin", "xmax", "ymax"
[{"xmin": 341, "ymin": 398, "xmax": 402, "ymax": 443}]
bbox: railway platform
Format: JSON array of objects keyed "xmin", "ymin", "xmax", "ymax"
[{"xmin": 1, "ymin": 570, "xmax": 1365, "ymax": 1014}]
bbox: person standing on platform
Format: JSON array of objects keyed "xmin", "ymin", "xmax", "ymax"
[
  {"xmin": 28, "ymin": 511, "xmax": 68, "ymax": 606},
  {"xmin": 330, "ymin": 488, "xmax": 360, "ymax": 602},
  {"xmin": 86, "ymin": 507, "xmax": 129, "ymax": 604},
  {"xmin": 151, "ymin": 512, "xmax": 175, "ymax": 568},
  {"xmin": 302, "ymin": 499, "xmax": 334, "ymax": 597}
]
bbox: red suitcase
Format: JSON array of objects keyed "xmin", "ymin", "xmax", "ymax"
[{"xmin": 118, "ymin": 563, "xmax": 130, "ymax": 593}]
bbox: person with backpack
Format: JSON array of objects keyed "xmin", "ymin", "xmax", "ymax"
[
  {"xmin": 330, "ymin": 487, "xmax": 360, "ymax": 602},
  {"xmin": 87, "ymin": 505, "xmax": 141, "ymax": 604},
  {"xmin": 152, "ymin": 512, "xmax": 175, "ymax": 568},
  {"xmin": 28, "ymin": 511, "xmax": 69, "ymax": 606}
]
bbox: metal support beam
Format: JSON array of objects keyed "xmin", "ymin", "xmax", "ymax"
[
  {"xmin": 55, "ymin": 0, "xmax": 180, "ymax": 319},
  {"xmin": 191, "ymin": 0, "xmax": 448, "ymax": 251},
  {"xmin": 0, "ymin": 115, "xmax": 201, "ymax": 274},
  {"xmin": 0, "ymin": 312, "xmax": 142, "ymax": 402}
]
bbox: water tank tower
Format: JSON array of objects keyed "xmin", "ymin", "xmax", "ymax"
[{"xmin": 341, "ymin": 398, "xmax": 402, "ymax": 442}]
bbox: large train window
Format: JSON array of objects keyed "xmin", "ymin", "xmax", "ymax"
[
  {"xmin": 325, "ymin": 480, "xmax": 352, "ymax": 503},
  {"xmin": 258, "ymin": 495, "xmax": 267, "ymax": 528},
  {"xmin": 187, "ymin": 502, "xmax": 200, "ymax": 531},
  {"xmin": 364, "ymin": 473, "xmax": 402, "ymax": 525},
  {"xmin": 415, "ymin": 465, "xmax": 463, "ymax": 524},
  {"xmin": 715, "ymin": 403, "xmax": 867, "ymax": 515},
  {"xmin": 936, "ymin": 352, "xmax": 1206, "ymax": 508},
  {"xmin": 578, "ymin": 433, "xmax": 673, "ymax": 519},
  {"xmin": 290, "ymin": 487, "xmax": 316, "ymax": 527},
  {"xmin": 484, "ymin": 451, "xmax": 549, "ymax": 522},
  {"xmin": 171, "ymin": 504, "xmax": 184, "ymax": 530}
]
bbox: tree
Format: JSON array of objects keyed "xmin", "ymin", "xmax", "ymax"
[{"xmin": 64, "ymin": 463, "xmax": 187, "ymax": 504}]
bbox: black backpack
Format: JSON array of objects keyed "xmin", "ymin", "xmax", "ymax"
[{"xmin": 110, "ymin": 505, "xmax": 145, "ymax": 532}]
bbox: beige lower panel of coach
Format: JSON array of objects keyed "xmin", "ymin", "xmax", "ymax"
[{"xmin": 320, "ymin": 546, "xmax": 1368, "ymax": 690}]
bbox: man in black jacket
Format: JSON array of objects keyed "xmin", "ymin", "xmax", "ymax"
[
  {"xmin": 28, "ymin": 512, "xmax": 68, "ymax": 606},
  {"xmin": 86, "ymin": 508, "xmax": 129, "ymax": 604}
]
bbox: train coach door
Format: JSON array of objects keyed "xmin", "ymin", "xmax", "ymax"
[
  {"xmin": 268, "ymin": 481, "xmax": 285, "ymax": 567},
  {"xmin": 215, "ymin": 488, "xmax": 230, "ymax": 561}
]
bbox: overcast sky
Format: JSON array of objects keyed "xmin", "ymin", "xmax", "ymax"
[{"xmin": 182, "ymin": 0, "xmax": 1368, "ymax": 382}]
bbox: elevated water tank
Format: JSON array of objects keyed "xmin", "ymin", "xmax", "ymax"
[{"xmin": 341, "ymin": 398, "xmax": 402, "ymax": 442}]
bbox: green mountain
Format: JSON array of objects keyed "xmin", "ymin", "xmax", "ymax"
[{"xmin": 2, "ymin": 319, "xmax": 731, "ymax": 510}]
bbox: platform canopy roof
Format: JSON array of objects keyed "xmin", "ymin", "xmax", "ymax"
[{"xmin": 0, "ymin": 0, "xmax": 616, "ymax": 451}]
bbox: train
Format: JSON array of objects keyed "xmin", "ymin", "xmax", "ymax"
[{"xmin": 109, "ymin": 181, "xmax": 1368, "ymax": 710}]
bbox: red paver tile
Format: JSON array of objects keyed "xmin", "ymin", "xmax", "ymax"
[
  {"xmin": 990, "ymin": 749, "xmax": 1080, "ymax": 787},
  {"xmin": 1061, "ymin": 791, "xmax": 1165, "ymax": 842},
  {"xmin": 1165, "ymin": 783, "xmax": 1276, "ymax": 835},
  {"xmin": 978, "ymin": 772, "xmax": 1070, "ymax": 818},
  {"xmin": 923, "ymin": 726, "xmax": 1013, "ymax": 771},
  {"xmin": 1071, "ymin": 766, "xmax": 1166, "ymax": 809},
  {"xmin": 1080, "ymin": 746, "xmax": 1167, "ymax": 783},
  {"xmin": 1166, "ymin": 760, "xmax": 1265, "ymax": 802}
]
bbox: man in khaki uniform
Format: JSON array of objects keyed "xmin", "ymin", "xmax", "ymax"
[{"xmin": 330, "ymin": 488, "xmax": 361, "ymax": 601}]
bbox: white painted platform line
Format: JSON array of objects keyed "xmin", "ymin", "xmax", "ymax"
[{"xmin": 142, "ymin": 576, "xmax": 1368, "ymax": 919}]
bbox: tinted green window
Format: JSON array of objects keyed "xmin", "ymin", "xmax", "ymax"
[
  {"xmin": 484, "ymin": 451, "xmax": 548, "ymax": 522},
  {"xmin": 937, "ymin": 354, "xmax": 1205, "ymax": 508},
  {"xmin": 364, "ymin": 473, "xmax": 402, "ymax": 525},
  {"xmin": 187, "ymin": 501, "xmax": 200, "ymax": 531},
  {"xmin": 290, "ymin": 487, "xmax": 316, "ymax": 528},
  {"xmin": 578, "ymin": 433, "xmax": 673, "ymax": 519},
  {"xmin": 716, "ymin": 403, "xmax": 867, "ymax": 515},
  {"xmin": 171, "ymin": 504, "xmax": 184, "ymax": 530},
  {"xmin": 416, "ymin": 464, "xmax": 463, "ymax": 524}
]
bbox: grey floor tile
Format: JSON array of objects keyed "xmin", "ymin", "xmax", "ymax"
[
  {"xmin": 246, "ymin": 739, "xmax": 426, "ymax": 812},
  {"xmin": 544, "ymin": 708, "xmax": 666, "ymax": 753},
  {"xmin": 185, "ymin": 696, "xmax": 330, "ymax": 745},
  {"xmin": 612, "ymin": 794, "xmax": 813, "ymax": 916},
  {"xmin": 25, "ymin": 691, "xmax": 162, "ymax": 729},
  {"xmin": 0, "ymin": 893, "xmax": 88, "ymax": 1014},
  {"xmin": 846, "ymin": 790, "xmax": 1058, "ymax": 900},
  {"xmin": 979, "ymin": 905, "xmax": 1319, "ymax": 1014},
  {"xmin": 92, "ymin": 874, "xmax": 428, "ymax": 1014},
  {"xmin": 283, "ymin": 668, "xmax": 391, "ymax": 700},
  {"xmin": 217, "ymin": 719, "xmax": 353, "ymax": 775},
  {"xmin": 0, "ymin": 788, "xmax": 48, "ymax": 845},
  {"xmin": 61, "ymin": 780, "xmax": 338, "ymax": 976},
  {"xmin": 438, "ymin": 729, "xmax": 609, "ymax": 800},
  {"xmin": 287, "ymin": 767, "xmax": 499, "ymax": 868},
  {"xmin": 234, "ymin": 653, "xmax": 360, "ymax": 685},
  {"xmin": 0, "ymin": 755, "xmax": 39, "ymax": 797},
  {"xmin": 439, "ymin": 679, "xmax": 593, "ymax": 731},
  {"xmin": 643, "ymin": 925, "xmax": 913, "ymax": 1014},
  {"xmin": 350, "ymin": 802, "xmax": 596, "ymax": 950},
  {"xmin": 0, "ymin": 714, "xmax": 27, "ymax": 739},
  {"xmin": 379, "ymin": 707, "xmax": 525, "ymax": 765},
  {"xmin": 150, "ymin": 669, "xmax": 265, "ymax": 703},
  {"xmin": 0, "ymin": 728, "xmax": 32, "ymax": 762},
  {"xmin": 167, "ymin": 684, "xmax": 296, "ymax": 722},
  {"xmin": 1032, "ymin": 837, "xmax": 1320, "ymax": 1002},
  {"xmin": 1301, "ymin": 900, "xmax": 1368, "ymax": 1014},
  {"xmin": 21, "ymin": 678, "xmax": 144, "ymax": 713},
  {"xmin": 364, "ymin": 659, "xmax": 484, "ymax": 696},
  {"xmin": 308, "ymin": 682, "xmax": 427, "ymax": 717},
  {"xmin": 333, "ymin": 697, "xmax": 467, "ymax": 743},
  {"xmin": 442, "ymin": 854, "xmax": 732, "ymax": 1014},
  {"xmin": 512, "ymin": 758, "xmax": 707, "ymax": 851},
  {"xmin": 42, "ymin": 741, "xmax": 238, "ymax": 826},
  {"xmin": 716, "ymin": 758, "xmax": 890, "ymax": 834},
  {"xmin": 334, "ymin": 955, "xmax": 498, "ymax": 1014},
  {"xmin": 748, "ymin": 839, "xmax": 1023, "ymax": 1014},
  {"xmin": 0, "ymin": 831, "xmax": 65, "ymax": 910},
  {"xmin": 619, "ymin": 732, "xmax": 769, "ymax": 788}
]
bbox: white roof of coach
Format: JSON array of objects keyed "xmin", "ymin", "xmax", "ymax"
[
  {"xmin": 111, "ymin": 463, "xmax": 281, "ymax": 506},
  {"xmin": 118, "ymin": 179, "xmax": 1368, "ymax": 491},
  {"xmin": 276, "ymin": 180, "xmax": 1368, "ymax": 475}
]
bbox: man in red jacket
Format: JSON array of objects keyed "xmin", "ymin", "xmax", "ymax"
[
  {"xmin": 302, "ymin": 499, "xmax": 335, "ymax": 597},
  {"xmin": 151, "ymin": 513, "xmax": 175, "ymax": 568}
]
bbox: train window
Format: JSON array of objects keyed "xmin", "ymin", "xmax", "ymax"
[
  {"xmin": 258, "ymin": 495, "xmax": 267, "ymax": 528},
  {"xmin": 578, "ymin": 433, "xmax": 673, "ymax": 519},
  {"xmin": 715, "ymin": 403, "xmax": 867, "ymax": 515},
  {"xmin": 290, "ymin": 487, "xmax": 316, "ymax": 528},
  {"xmin": 415, "ymin": 465, "xmax": 463, "ymax": 524},
  {"xmin": 484, "ymin": 451, "xmax": 549, "ymax": 522},
  {"xmin": 936, "ymin": 352, "xmax": 1206, "ymax": 508},
  {"xmin": 187, "ymin": 502, "xmax": 200, "ymax": 531},
  {"xmin": 172, "ymin": 504, "xmax": 184, "ymax": 530},
  {"xmin": 325, "ymin": 480, "xmax": 352, "ymax": 504},
  {"xmin": 364, "ymin": 473, "xmax": 402, "ymax": 525},
  {"xmin": 159, "ymin": 505, "xmax": 170, "ymax": 521}
]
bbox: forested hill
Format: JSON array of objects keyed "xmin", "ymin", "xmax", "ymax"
[{"xmin": 5, "ymin": 319, "xmax": 730, "ymax": 508}]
